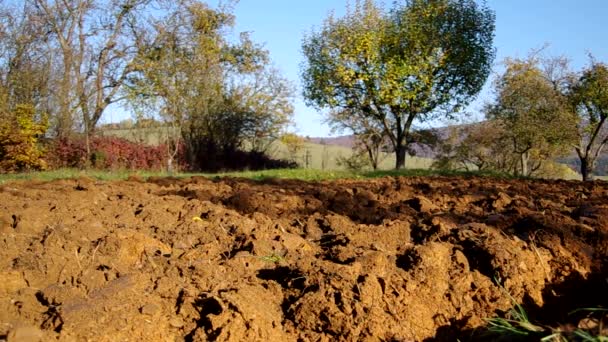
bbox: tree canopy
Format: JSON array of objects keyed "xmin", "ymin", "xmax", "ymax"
[
  {"xmin": 127, "ymin": 1, "xmax": 294, "ymax": 171},
  {"xmin": 485, "ymin": 56, "xmax": 578, "ymax": 176},
  {"xmin": 302, "ymin": 0, "xmax": 495, "ymax": 169}
]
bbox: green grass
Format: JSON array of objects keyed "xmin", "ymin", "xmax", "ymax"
[
  {"xmin": 213, "ymin": 168, "xmax": 360, "ymax": 181},
  {"xmin": 486, "ymin": 292, "xmax": 548, "ymax": 339},
  {"xmin": 485, "ymin": 279, "xmax": 607, "ymax": 341},
  {"xmin": 0, "ymin": 168, "xmax": 356, "ymax": 184},
  {"xmin": 486, "ymin": 309, "xmax": 607, "ymax": 342},
  {"xmin": 268, "ymin": 140, "xmax": 435, "ymax": 171},
  {"xmin": 0, "ymin": 167, "xmax": 519, "ymax": 185},
  {"xmin": 206, "ymin": 168, "xmax": 512, "ymax": 182},
  {"xmin": 0, "ymin": 168, "xmax": 176, "ymax": 184},
  {"xmin": 0, "ymin": 168, "xmax": 342, "ymax": 184}
]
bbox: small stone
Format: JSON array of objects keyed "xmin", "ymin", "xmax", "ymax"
[
  {"xmin": 169, "ymin": 317, "xmax": 184, "ymax": 328},
  {"xmin": 140, "ymin": 303, "xmax": 160, "ymax": 316}
]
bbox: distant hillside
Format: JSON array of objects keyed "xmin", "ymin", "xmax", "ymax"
[
  {"xmin": 306, "ymin": 136, "xmax": 355, "ymax": 148},
  {"xmin": 306, "ymin": 126, "xmax": 457, "ymax": 159}
]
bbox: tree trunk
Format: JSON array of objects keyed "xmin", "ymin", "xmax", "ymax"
[
  {"xmin": 85, "ymin": 131, "xmax": 91, "ymax": 168},
  {"xmin": 393, "ymin": 110, "xmax": 415, "ymax": 170},
  {"xmin": 395, "ymin": 143, "xmax": 407, "ymax": 170},
  {"xmin": 371, "ymin": 151, "xmax": 379, "ymax": 171},
  {"xmin": 364, "ymin": 144, "xmax": 379, "ymax": 170},
  {"xmin": 580, "ymin": 157, "xmax": 591, "ymax": 181},
  {"xmin": 167, "ymin": 156, "xmax": 174, "ymax": 174},
  {"xmin": 520, "ymin": 151, "xmax": 529, "ymax": 177}
]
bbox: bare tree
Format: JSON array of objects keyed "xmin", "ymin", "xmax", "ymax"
[
  {"xmin": 0, "ymin": 2, "xmax": 52, "ymax": 113},
  {"xmin": 328, "ymin": 108, "xmax": 388, "ymax": 170},
  {"xmin": 32, "ymin": 0, "xmax": 149, "ymax": 155}
]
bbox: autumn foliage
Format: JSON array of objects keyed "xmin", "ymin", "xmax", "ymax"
[
  {"xmin": 0, "ymin": 104, "xmax": 48, "ymax": 172},
  {"xmin": 47, "ymin": 136, "xmax": 186, "ymax": 171}
]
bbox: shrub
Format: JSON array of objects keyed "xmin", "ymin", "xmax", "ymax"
[
  {"xmin": 0, "ymin": 104, "xmax": 48, "ymax": 172},
  {"xmin": 535, "ymin": 161, "xmax": 581, "ymax": 179},
  {"xmin": 336, "ymin": 152, "xmax": 371, "ymax": 171},
  {"xmin": 188, "ymin": 144, "xmax": 296, "ymax": 172},
  {"xmin": 47, "ymin": 136, "xmax": 186, "ymax": 171},
  {"xmin": 48, "ymin": 137, "xmax": 87, "ymax": 168}
]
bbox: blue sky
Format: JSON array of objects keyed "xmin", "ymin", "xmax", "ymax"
[{"xmin": 229, "ymin": 0, "xmax": 608, "ymax": 137}]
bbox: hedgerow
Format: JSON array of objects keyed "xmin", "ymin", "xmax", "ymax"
[{"xmin": 47, "ymin": 136, "xmax": 186, "ymax": 171}]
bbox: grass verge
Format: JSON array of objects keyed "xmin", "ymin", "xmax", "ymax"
[{"xmin": 0, "ymin": 168, "xmax": 519, "ymax": 184}]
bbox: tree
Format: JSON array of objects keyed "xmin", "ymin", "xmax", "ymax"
[
  {"xmin": 0, "ymin": 0, "xmax": 149, "ymax": 143},
  {"xmin": 354, "ymin": 131, "xmax": 387, "ymax": 170},
  {"xmin": 30, "ymin": 0, "xmax": 150, "ymax": 162},
  {"xmin": 280, "ymin": 133, "xmax": 305, "ymax": 164},
  {"xmin": 302, "ymin": 0, "xmax": 495, "ymax": 169},
  {"xmin": 0, "ymin": 3, "xmax": 52, "ymax": 172},
  {"xmin": 0, "ymin": 2, "xmax": 52, "ymax": 116},
  {"xmin": 128, "ymin": 0, "xmax": 227, "ymax": 171},
  {"xmin": 336, "ymin": 150, "xmax": 371, "ymax": 171},
  {"xmin": 128, "ymin": 1, "xmax": 293, "ymax": 171},
  {"xmin": 570, "ymin": 61, "xmax": 608, "ymax": 181},
  {"xmin": 31, "ymin": 0, "xmax": 132, "ymax": 136},
  {"xmin": 213, "ymin": 63, "xmax": 294, "ymax": 155},
  {"xmin": 485, "ymin": 56, "xmax": 577, "ymax": 176}
]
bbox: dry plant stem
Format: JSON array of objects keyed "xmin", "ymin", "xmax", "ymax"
[
  {"xmin": 145, "ymin": 250, "xmax": 158, "ymax": 270},
  {"xmin": 88, "ymin": 242, "xmax": 101, "ymax": 268},
  {"xmin": 530, "ymin": 231, "xmax": 551, "ymax": 282},
  {"xmin": 75, "ymin": 248, "xmax": 83, "ymax": 271}
]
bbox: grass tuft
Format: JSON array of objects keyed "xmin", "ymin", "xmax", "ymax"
[
  {"xmin": 485, "ymin": 279, "xmax": 607, "ymax": 341},
  {"xmin": 258, "ymin": 253, "xmax": 285, "ymax": 264}
]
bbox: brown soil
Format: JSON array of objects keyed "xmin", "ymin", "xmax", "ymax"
[{"xmin": 1, "ymin": 176, "xmax": 607, "ymax": 341}]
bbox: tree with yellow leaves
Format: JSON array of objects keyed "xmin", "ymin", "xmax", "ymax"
[
  {"xmin": 0, "ymin": 104, "xmax": 49, "ymax": 172},
  {"xmin": 302, "ymin": 0, "xmax": 495, "ymax": 169}
]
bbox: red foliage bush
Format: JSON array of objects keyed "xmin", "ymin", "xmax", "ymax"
[{"xmin": 47, "ymin": 136, "xmax": 186, "ymax": 171}]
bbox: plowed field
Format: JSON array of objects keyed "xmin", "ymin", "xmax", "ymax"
[{"xmin": 1, "ymin": 176, "xmax": 607, "ymax": 341}]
